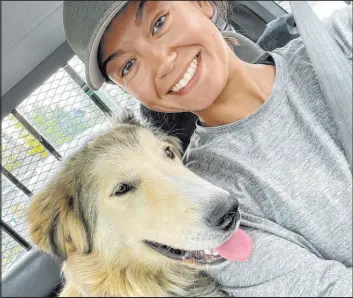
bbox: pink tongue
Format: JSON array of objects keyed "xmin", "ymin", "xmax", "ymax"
[{"xmin": 214, "ymin": 229, "xmax": 253, "ymax": 261}]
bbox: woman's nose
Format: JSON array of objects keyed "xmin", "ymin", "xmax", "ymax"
[{"xmin": 154, "ymin": 49, "xmax": 177, "ymax": 79}]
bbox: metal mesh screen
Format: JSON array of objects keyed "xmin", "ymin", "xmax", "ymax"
[
  {"xmin": 2, "ymin": 114, "xmax": 60, "ymax": 193},
  {"xmin": 1, "ymin": 55, "xmax": 139, "ymax": 273},
  {"xmin": 2, "ymin": 230, "xmax": 26, "ymax": 273},
  {"xmin": 16, "ymin": 67, "xmax": 109, "ymax": 158},
  {"xmin": 68, "ymin": 56, "xmax": 140, "ymax": 116},
  {"xmin": 1, "ymin": 175, "xmax": 31, "ymax": 240}
]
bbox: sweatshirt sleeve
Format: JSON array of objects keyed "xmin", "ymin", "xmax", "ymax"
[{"xmin": 214, "ymin": 228, "xmax": 352, "ymax": 297}]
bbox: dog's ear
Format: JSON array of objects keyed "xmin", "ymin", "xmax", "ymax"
[
  {"xmin": 165, "ymin": 135, "xmax": 183, "ymax": 158},
  {"xmin": 27, "ymin": 167, "xmax": 91, "ymax": 261}
]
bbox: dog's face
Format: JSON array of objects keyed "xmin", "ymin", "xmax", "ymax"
[{"xmin": 28, "ymin": 118, "xmax": 239, "ymax": 269}]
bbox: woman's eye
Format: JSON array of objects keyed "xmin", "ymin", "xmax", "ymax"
[
  {"xmin": 121, "ymin": 59, "xmax": 136, "ymax": 77},
  {"xmin": 165, "ymin": 146, "xmax": 175, "ymax": 159},
  {"xmin": 152, "ymin": 14, "xmax": 167, "ymax": 36},
  {"xmin": 114, "ymin": 184, "xmax": 133, "ymax": 196}
]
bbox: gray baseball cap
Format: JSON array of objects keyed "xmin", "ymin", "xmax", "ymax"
[{"xmin": 63, "ymin": 1, "xmax": 128, "ymax": 91}]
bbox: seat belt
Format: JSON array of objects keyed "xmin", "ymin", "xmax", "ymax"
[{"xmin": 290, "ymin": 1, "xmax": 352, "ymax": 170}]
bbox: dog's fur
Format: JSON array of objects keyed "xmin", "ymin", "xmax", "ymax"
[{"xmin": 27, "ymin": 115, "xmax": 235, "ymax": 297}]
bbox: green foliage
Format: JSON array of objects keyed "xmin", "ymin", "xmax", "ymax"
[
  {"xmin": 3, "ymin": 115, "xmax": 48, "ymax": 171},
  {"xmin": 2, "ymin": 245, "xmax": 22, "ymax": 270},
  {"xmin": 2, "ymin": 105, "xmax": 93, "ymax": 171}
]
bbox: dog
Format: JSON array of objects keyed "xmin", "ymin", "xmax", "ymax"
[{"xmin": 27, "ymin": 115, "xmax": 241, "ymax": 297}]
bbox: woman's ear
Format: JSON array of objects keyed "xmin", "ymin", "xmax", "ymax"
[{"xmin": 194, "ymin": 1, "xmax": 214, "ymax": 19}]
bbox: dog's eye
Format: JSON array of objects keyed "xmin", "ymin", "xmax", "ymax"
[
  {"xmin": 114, "ymin": 184, "xmax": 133, "ymax": 196},
  {"xmin": 165, "ymin": 146, "xmax": 175, "ymax": 159}
]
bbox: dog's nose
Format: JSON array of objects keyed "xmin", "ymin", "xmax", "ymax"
[{"xmin": 207, "ymin": 203, "xmax": 239, "ymax": 232}]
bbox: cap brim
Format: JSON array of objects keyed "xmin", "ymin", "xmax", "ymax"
[{"xmin": 86, "ymin": 1, "xmax": 128, "ymax": 91}]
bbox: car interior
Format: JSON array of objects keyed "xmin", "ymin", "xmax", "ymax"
[{"xmin": 1, "ymin": 1, "xmax": 351, "ymax": 297}]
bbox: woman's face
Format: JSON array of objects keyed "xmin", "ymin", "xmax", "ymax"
[{"xmin": 102, "ymin": 1, "xmax": 230, "ymax": 113}]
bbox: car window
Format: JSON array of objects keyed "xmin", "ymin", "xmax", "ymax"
[{"xmin": 1, "ymin": 55, "xmax": 138, "ymax": 273}]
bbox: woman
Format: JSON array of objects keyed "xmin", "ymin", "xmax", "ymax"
[{"xmin": 63, "ymin": 1, "xmax": 352, "ymax": 296}]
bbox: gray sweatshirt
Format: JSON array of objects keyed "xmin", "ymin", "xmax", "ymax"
[{"xmin": 183, "ymin": 5, "xmax": 352, "ymax": 297}]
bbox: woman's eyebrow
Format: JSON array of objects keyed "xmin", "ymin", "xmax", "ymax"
[
  {"xmin": 103, "ymin": 49, "xmax": 125, "ymax": 71},
  {"xmin": 102, "ymin": 1, "xmax": 147, "ymax": 70},
  {"xmin": 135, "ymin": 0, "xmax": 147, "ymax": 25}
]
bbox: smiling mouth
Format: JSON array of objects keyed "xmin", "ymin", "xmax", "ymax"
[
  {"xmin": 144, "ymin": 211, "xmax": 255, "ymax": 264},
  {"xmin": 168, "ymin": 53, "xmax": 200, "ymax": 94},
  {"xmin": 144, "ymin": 240, "xmax": 226, "ymax": 265}
]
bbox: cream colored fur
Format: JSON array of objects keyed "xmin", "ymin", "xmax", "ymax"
[{"xmin": 27, "ymin": 118, "xmax": 227, "ymax": 297}]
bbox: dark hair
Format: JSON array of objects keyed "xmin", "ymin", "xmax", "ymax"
[
  {"xmin": 97, "ymin": 1, "xmax": 230, "ymax": 85},
  {"xmin": 97, "ymin": 39, "xmax": 114, "ymax": 83}
]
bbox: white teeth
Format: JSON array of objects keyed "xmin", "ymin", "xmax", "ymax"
[
  {"xmin": 184, "ymin": 73, "xmax": 192, "ymax": 81},
  {"xmin": 204, "ymin": 249, "xmax": 213, "ymax": 255},
  {"xmin": 171, "ymin": 56, "xmax": 198, "ymax": 92},
  {"xmin": 179, "ymin": 79, "xmax": 187, "ymax": 87},
  {"xmin": 212, "ymin": 251, "xmax": 219, "ymax": 256}
]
